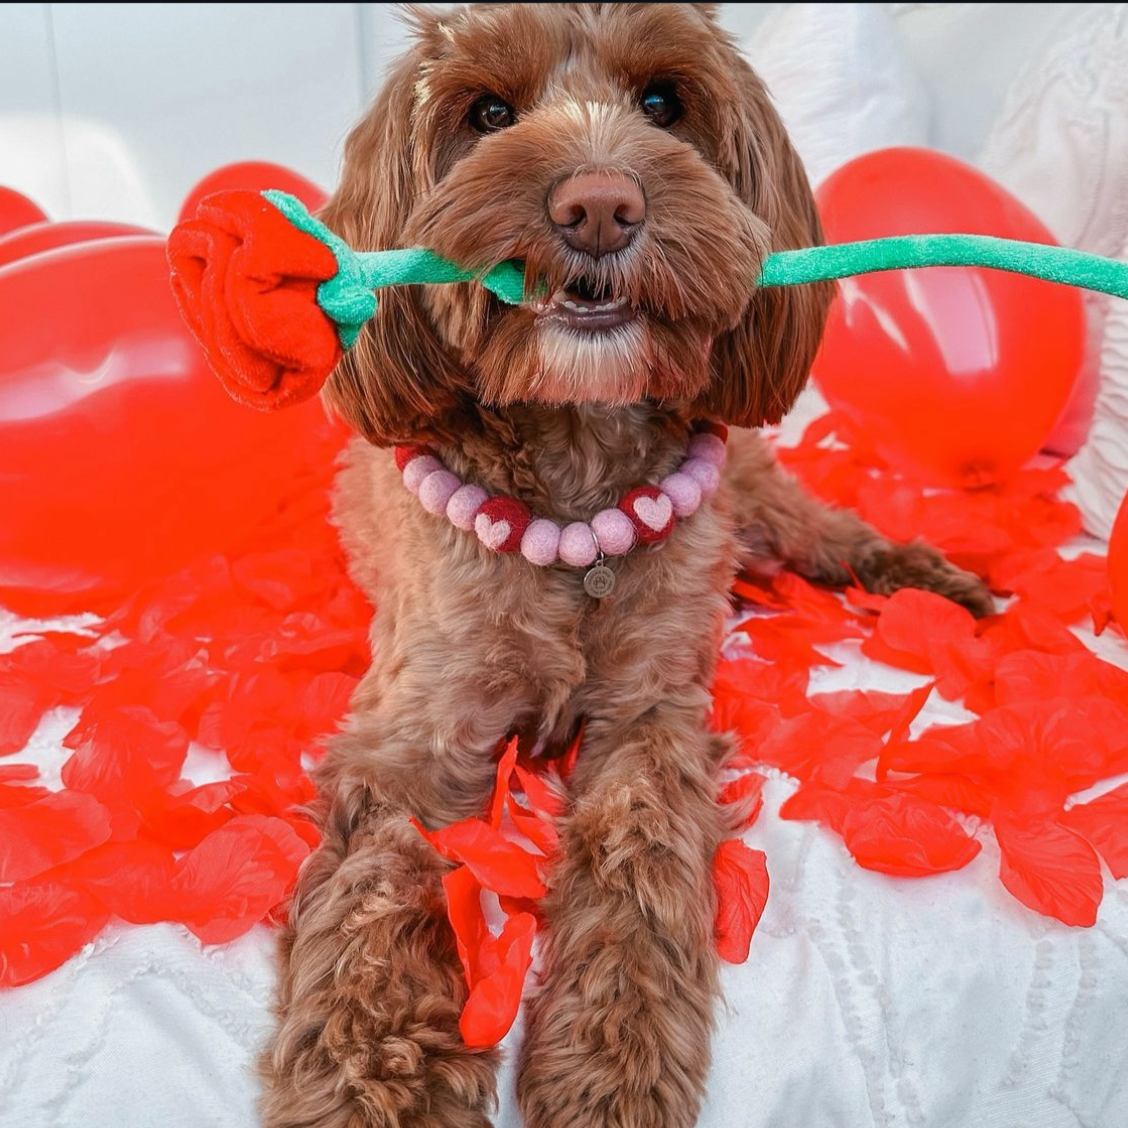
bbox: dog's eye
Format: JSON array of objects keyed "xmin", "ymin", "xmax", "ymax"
[
  {"xmin": 469, "ymin": 94, "xmax": 515, "ymax": 133},
  {"xmin": 640, "ymin": 82, "xmax": 682, "ymax": 129}
]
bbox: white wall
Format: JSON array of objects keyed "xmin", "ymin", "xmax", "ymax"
[{"xmin": 0, "ymin": 3, "xmax": 1070, "ymax": 229}]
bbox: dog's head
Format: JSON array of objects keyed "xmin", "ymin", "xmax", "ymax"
[{"xmin": 322, "ymin": 2, "xmax": 832, "ymax": 444}]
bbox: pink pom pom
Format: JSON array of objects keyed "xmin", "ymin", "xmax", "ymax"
[
  {"xmin": 591, "ymin": 508, "xmax": 635, "ymax": 555},
  {"xmin": 682, "ymin": 457, "xmax": 720, "ymax": 496},
  {"xmin": 559, "ymin": 522, "xmax": 598, "ymax": 567},
  {"xmin": 403, "ymin": 454, "xmax": 444, "ymax": 494},
  {"xmin": 419, "ymin": 470, "xmax": 462, "ymax": 515},
  {"xmin": 659, "ymin": 472, "xmax": 702, "ymax": 518},
  {"xmin": 446, "ymin": 483, "xmax": 488, "ymax": 530},
  {"xmin": 521, "ymin": 518, "xmax": 562, "ymax": 566},
  {"xmin": 687, "ymin": 432, "xmax": 727, "ymax": 467}
]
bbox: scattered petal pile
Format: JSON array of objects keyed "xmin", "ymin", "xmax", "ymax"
[
  {"xmin": 1, "ymin": 409, "xmax": 1125, "ymax": 1049},
  {"xmin": 712, "ymin": 410, "xmax": 1127, "ymax": 929},
  {"xmin": 0, "ymin": 425, "xmax": 354, "ymax": 985}
]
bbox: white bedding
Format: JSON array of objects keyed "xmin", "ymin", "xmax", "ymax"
[{"xmin": 3, "ymin": 601, "xmax": 1127, "ymax": 1128}]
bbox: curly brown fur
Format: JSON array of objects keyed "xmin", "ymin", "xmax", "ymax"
[{"xmin": 259, "ymin": 5, "xmax": 993, "ymax": 1127}]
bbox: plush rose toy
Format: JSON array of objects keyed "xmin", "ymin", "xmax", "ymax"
[
  {"xmin": 168, "ymin": 189, "xmax": 1128, "ymax": 413},
  {"xmin": 167, "ymin": 190, "xmax": 523, "ymax": 410}
]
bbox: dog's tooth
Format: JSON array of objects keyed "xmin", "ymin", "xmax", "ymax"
[{"xmin": 563, "ymin": 300, "xmax": 579, "ymax": 311}]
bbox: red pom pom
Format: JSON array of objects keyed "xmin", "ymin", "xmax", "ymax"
[
  {"xmin": 394, "ymin": 445, "xmax": 435, "ymax": 472},
  {"xmin": 619, "ymin": 486, "xmax": 674, "ymax": 543},
  {"xmin": 474, "ymin": 497, "xmax": 531, "ymax": 554},
  {"xmin": 695, "ymin": 420, "xmax": 729, "ymax": 441}
]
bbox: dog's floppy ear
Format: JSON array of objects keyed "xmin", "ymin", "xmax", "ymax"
[
  {"xmin": 318, "ymin": 45, "xmax": 468, "ymax": 446},
  {"xmin": 694, "ymin": 57, "xmax": 834, "ymax": 428}
]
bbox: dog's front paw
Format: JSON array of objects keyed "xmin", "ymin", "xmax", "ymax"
[
  {"xmin": 517, "ymin": 964, "xmax": 710, "ymax": 1128},
  {"xmin": 259, "ymin": 814, "xmax": 498, "ymax": 1128},
  {"xmin": 856, "ymin": 540, "xmax": 995, "ymax": 618}
]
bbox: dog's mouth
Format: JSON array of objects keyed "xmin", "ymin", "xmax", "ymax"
[{"xmin": 529, "ymin": 274, "xmax": 637, "ymax": 333}]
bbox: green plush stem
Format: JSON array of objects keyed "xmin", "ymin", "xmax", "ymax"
[
  {"xmin": 265, "ymin": 190, "xmax": 524, "ymax": 347},
  {"xmin": 758, "ymin": 234, "xmax": 1128, "ymax": 300},
  {"xmin": 262, "ymin": 191, "xmax": 1128, "ymax": 346}
]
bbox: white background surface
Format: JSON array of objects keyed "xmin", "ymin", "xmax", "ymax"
[{"xmin": 0, "ymin": 3, "xmax": 1078, "ymax": 228}]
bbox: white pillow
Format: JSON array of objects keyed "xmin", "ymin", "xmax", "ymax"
[
  {"xmin": 743, "ymin": 3, "xmax": 929, "ymax": 189},
  {"xmin": 978, "ymin": 4, "xmax": 1128, "ymax": 517}
]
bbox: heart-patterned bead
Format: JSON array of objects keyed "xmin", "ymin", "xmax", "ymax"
[
  {"xmin": 620, "ymin": 486, "xmax": 674, "ymax": 543},
  {"xmin": 474, "ymin": 496, "xmax": 531, "ymax": 553}
]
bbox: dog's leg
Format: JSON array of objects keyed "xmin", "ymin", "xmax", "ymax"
[
  {"xmin": 517, "ymin": 703, "xmax": 723, "ymax": 1128},
  {"xmin": 726, "ymin": 428, "xmax": 994, "ymax": 616},
  {"xmin": 258, "ymin": 718, "xmax": 501, "ymax": 1128}
]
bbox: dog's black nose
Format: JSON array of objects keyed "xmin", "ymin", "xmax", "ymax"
[{"xmin": 548, "ymin": 172, "xmax": 645, "ymax": 258}]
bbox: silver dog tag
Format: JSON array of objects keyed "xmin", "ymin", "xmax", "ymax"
[{"xmin": 583, "ymin": 563, "xmax": 616, "ymax": 599}]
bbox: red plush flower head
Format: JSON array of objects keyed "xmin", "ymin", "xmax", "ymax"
[{"xmin": 167, "ymin": 190, "xmax": 343, "ymax": 411}]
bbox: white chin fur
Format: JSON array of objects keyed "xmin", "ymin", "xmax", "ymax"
[{"xmin": 533, "ymin": 320, "xmax": 651, "ymax": 404}]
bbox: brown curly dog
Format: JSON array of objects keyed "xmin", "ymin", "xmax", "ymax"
[{"xmin": 258, "ymin": 5, "xmax": 991, "ymax": 1126}]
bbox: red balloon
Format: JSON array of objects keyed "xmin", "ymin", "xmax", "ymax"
[
  {"xmin": 0, "ymin": 220, "xmax": 155, "ymax": 271},
  {"xmin": 0, "ymin": 237, "xmax": 343, "ymax": 615},
  {"xmin": 0, "ymin": 187, "xmax": 48, "ymax": 237},
  {"xmin": 178, "ymin": 161, "xmax": 327, "ymax": 224},
  {"xmin": 1110, "ymin": 492, "xmax": 1128, "ymax": 634},
  {"xmin": 812, "ymin": 148, "xmax": 1085, "ymax": 486}
]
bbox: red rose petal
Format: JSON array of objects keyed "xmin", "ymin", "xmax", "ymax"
[
  {"xmin": 513, "ymin": 763, "xmax": 564, "ymax": 820},
  {"xmin": 758, "ymin": 712, "xmax": 883, "ymax": 788},
  {"xmin": 61, "ymin": 706, "xmax": 189, "ymax": 804},
  {"xmin": 458, "ymin": 911, "xmax": 536, "ymax": 1048},
  {"xmin": 713, "ymin": 839, "xmax": 770, "ymax": 964},
  {"xmin": 995, "ymin": 551, "xmax": 1109, "ymax": 624},
  {"xmin": 841, "ymin": 793, "xmax": 981, "ymax": 877},
  {"xmin": 171, "ymin": 814, "xmax": 310, "ymax": 944},
  {"xmin": 883, "ymin": 773, "xmax": 993, "ymax": 817},
  {"xmin": 441, "ymin": 864, "xmax": 489, "ymax": 987},
  {"xmin": 0, "ymin": 881, "xmax": 110, "ymax": 987},
  {"xmin": 809, "ymin": 689, "xmax": 918, "ymax": 737},
  {"xmin": 1060, "ymin": 783, "xmax": 1128, "ymax": 880},
  {"xmin": 507, "ymin": 801, "xmax": 560, "ymax": 858},
  {"xmin": 0, "ymin": 763, "xmax": 39, "ymax": 782},
  {"xmin": 54, "ymin": 839, "xmax": 178, "ymax": 923},
  {"xmin": 994, "ymin": 650, "xmax": 1128, "ymax": 710},
  {"xmin": 0, "ymin": 765, "xmax": 48, "ymax": 810},
  {"xmin": 295, "ymin": 672, "xmax": 357, "ymax": 740},
  {"xmin": 736, "ymin": 612, "xmax": 857, "ymax": 672},
  {"xmin": 885, "ymin": 683, "xmax": 935, "ymax": 748},
  {"xmin": 412, "ymin": 817, "xmax": 546, "ymax": 899},
  {"xmin": 778, "ymin": 778, "xmax": 887, "ymax": 835},
  {"xmin": 718, "ymin": 771, "xmax": 766, "ymax": 830},
  {"xmin": 141, "ymin": 780, "xmax": 246, "ymax": 850},
  {"xmin": 0, "ymin": 790, "xmax": 112, "ymax": 881},
  {"xmin": 994, "ymin": 807, "xmax": 1103, "ymax": 927},
  {"xmin": 489, "ymin": 737, "xmax": 520, "ymax": 830},
  {"xmin": 0, "ymin": 676, "xmax": 52, "ymax": 757},
  {"xmin": 866, "ymin": 589, "xmax": 976, "ymax": 670},
  {"xmin": 0, "ymin": 638, "xmax": 101, "ymax": 700}
]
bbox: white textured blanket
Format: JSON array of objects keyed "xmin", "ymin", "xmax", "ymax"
[{"xmin": 2, "ymin": 602, "xmax": 1126, "ymax": 1128}]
